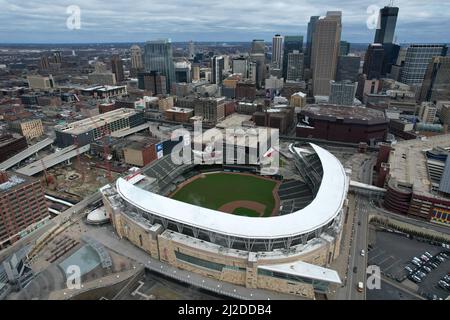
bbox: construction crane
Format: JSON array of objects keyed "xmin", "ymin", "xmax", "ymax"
[
  {"xmin": 72, "ymin": 135, "xmax": 85, "ymax": 183},
  {"xmin": 40, "ymin": 158, "xmax": 56, "ymax": 187}
]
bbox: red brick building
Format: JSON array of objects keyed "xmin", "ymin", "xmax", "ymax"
[
  {"xmin": 0, "ymin": 134, "xmax": 28, "ymax": 163},
  {"xmin": 0, "ymin": 171, "xmax": 49, "ymax": 248}
]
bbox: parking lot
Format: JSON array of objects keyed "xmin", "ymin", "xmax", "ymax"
[{"xmin": 368, "ymin": 229, "xmax": 450, "ymax": 300}]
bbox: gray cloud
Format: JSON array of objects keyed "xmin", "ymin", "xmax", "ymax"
[{"xmin": 0, "ymin": 0, "xmax": 449, "ymax": 43}]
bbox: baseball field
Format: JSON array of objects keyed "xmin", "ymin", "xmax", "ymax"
[{"xmin": 170, "ymin": 172, "xmax": 280, "ymax": 217}]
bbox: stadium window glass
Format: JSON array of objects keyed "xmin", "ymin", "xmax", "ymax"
[{"xmin": 175, "ymin": 251, "xmax": 225, "ymax": 272}]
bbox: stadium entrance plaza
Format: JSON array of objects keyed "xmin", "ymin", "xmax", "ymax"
[{"xmin": 73, "ymin": 221, "xmax": 300, "ymax": 300}]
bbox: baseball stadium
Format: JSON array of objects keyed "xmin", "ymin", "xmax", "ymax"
[{"xmin": 101, "ymin": 140, "xmax": 350, "ymax": 299}]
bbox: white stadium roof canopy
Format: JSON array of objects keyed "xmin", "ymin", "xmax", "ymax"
[{"xmin": 115, "ymin": 143, "xmax": 348, "ymax": 240}]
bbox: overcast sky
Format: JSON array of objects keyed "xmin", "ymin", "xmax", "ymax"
[{"xmin": 0, "ymin": 0, "xmax": 449, "ymax": 43}]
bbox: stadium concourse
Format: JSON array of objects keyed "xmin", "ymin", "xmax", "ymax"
[{"xmin": 101, "ymin": 143, "xmax": 350, "ymax": 299}]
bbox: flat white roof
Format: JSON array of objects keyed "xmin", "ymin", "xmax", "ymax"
[
  {"xmin": 115, "ymin": 143, "xmax": 348, "ymax": 239},
  {"xmin": 258, "ymin": 260, "xmax": 342, "ymax": 284}
]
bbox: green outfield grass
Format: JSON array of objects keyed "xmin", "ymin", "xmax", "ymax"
[
  {"xmin": 232, "ymin": 207, "xmax": 261, "ymax": 217},
  {"xmin": 171, "ymin": 173, "xmax": 277, "ymax": 217}
]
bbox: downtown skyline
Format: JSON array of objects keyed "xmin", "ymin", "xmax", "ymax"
[{"xmin": 0, "ymin": 0, "xmax": 450, "ymax": 44}]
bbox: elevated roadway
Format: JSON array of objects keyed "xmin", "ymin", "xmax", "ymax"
[
  {"xmin": 16, "ymin": 144, "xmax": 90, "ymax": 176},
  {"xmin": 0, "ymin": 138, "xmax": 54, "ymax": 171}
]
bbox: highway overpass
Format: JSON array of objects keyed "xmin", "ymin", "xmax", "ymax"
[
  {"xmin": 16, "ymin": 144, "xmax": 90, "ymax": 176},
  {"xmin": 0, "ymin": 138, "xmax": 54, "ymax": 171}
]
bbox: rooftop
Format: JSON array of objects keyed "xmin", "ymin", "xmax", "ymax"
[
  {"xmin": 258, "ymin": 260, "xmax": 341, "ymax": 284},
  {"xmin": 54, "ymin": 108, "xmax": 139, "ymax": 135},
  {"xmin": 301, "ymin": 104, "xmax": 387, "ymax": 124},
  {"xmin": 0, "ymin": 172, "xmax": 34, "ymax": 193},
  {"xmin": 388, "ymin": 134, "xmax": 450, "ymax": 198}
]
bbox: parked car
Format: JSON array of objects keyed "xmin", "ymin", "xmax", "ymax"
[
  {"xmin": 405, "ymin": 266, "xmax": 413, "ymax": 273},
  {"xmin": 410, "ymin": 275, "xmax": 422, "ymax": 283},
  {"xmin": 412, "ymin": 260, "xmax": 421, "ymax": 267},
  {"xmin": 422, "ymin": 266, "xmax": 431, "ymax": 273},
  {"xmin": 416, "ymin": 271, "xmax": 427, "ymax": 278},
  {"xmin": 438, "ymin": 280, "xmax": 449, "ymax": 290},
  {"xmin": 420, "ymin": 255, "xmax": 429, "ymax": 262},
  {"xmin": 424, "ymin": 252, "xmax": 433, "ymax": 258}
]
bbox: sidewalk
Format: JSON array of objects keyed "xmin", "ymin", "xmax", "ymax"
[{"xmin": 329, "ymin": 193, "xmax": 357, "ymax": 300}]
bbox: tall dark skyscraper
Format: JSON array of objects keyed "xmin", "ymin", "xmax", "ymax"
[
  {"xmin": 137, "ymin": 71, "xmax": 167, "ymax": 95},
  {"xmin": 373, "ymin": 6, "xmax": 400, "ymax": 77},
  {"xmin": 143, "ymin": 39, "xmax": 175, "ymax": 91},
  {"xmin": 363, "ymin": 44, "xmax": 384, "ymax": 80},
  {"xmin": 305, "ymin": 16, "xmax": 320, "ymax": 69},
  {"xmin": 211, "ymin": 55, "xmax": 224, "ymax": 85},
  {"xmin": 250, "ymin": 39, "xmax": 266, "ymax": 88},
  {"xmin": 111, "ymin": 55, "xmax": 125, "ymax": 82},
  {"xmin": 336, "ymin": 55, "xmax": 361, "ymax": 82},
  {"xmin": 282, "ymin": 35, "xmax": 303, "ymax": 79},
  {"xmin": 374, "ymin": 6, "xmax": 399, "ymax": 44}
]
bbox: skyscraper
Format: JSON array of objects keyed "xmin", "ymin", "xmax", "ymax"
[
  {"xmin": 130, "ymin": 45, "xmax": 143, "ymax": 77},
  {"xmin": 211, "ymin": 55, "xmax": 224, "ymax": 85},
  {"xmin": 39, "ymin": 56, "xmax": 49, "ymax": 71},
  {"xmin": 188, "ymin": 41, "xmax": 195, "ymax": 59},
  {"xmin": 381, "ymin": 43, "xmax": 400, "ymax": 76},
  {"xmin": 111, "ymin": 54, "xmax": 125, "ymax": 82},
  {"xmin": 329, "ymin": 80, "xmax": 358, "ymax": 105},
  {"xmin": 53, "ymin": 51, "xmax": 62, "ymax": 64},
  {"xmin": 143, "ymin": 39, "xmax": 176, "ymax": 91},
  {"xmin": 137, "ymin": 71, "xmax": 167, "ymax": 95},
  {"xmin": 250, "ymin": 39, "xmax": 266, "ymax": 88},
  {"xmin": 374, "ymin": 6, "xmax": 399, "ymax": 44},
  {"xmin": 363, "ymin": 44, "xmax": 385, "ymax": 80},
  {"xmin": 306, "ymin": 16, "xmax": 320, "ymax": 69},
  {"xmin": 282, "ymin": 35, "xmax": 303, "ymax": 80},
  {"xmin": 419, "ymin": 56, "xmax": 450, "ymax": 103},
  {"xmin": 232, "ymin": 56, "xmax": 248, "ymax": 77},
  {"xmin": 286, "ymin": 51, "xmax": 304, "ymax": 82},
  {"xmin": 251, "ymin": 39, "xmax": 265, "ymax": 54},
  {"xmin": 336, "ymin": 55, "xmax": 360, "ymax": 82},
  {"xmin": 311, "ymin": 12, "xmax": 342, "ymax": 96},
  {"xmin": 401, "ymin": 44, "xmax": 448, "ymax": 86},
  {"xmin": 175, "ymin": 61, "xmax": 192, "ymax": 83},
  {"xmin": 374, "ymin": 6, "xmax": 400, "ymax": 77},
  {"xmin": 339, "ymin": 41, "xmax": 350, "ymax": 56},
  {"xmin": 271, "ymin": 34, "xmax": 283, "ymax": 69}
]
